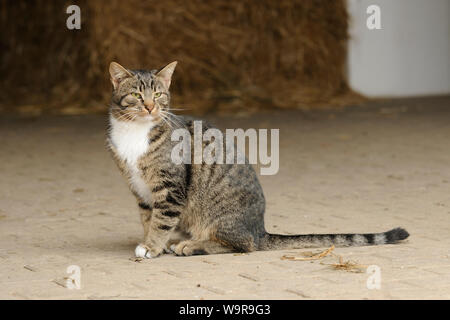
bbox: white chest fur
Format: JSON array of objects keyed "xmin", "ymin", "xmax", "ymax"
[{"xmin": 109, "ymin": 116, "xmax": 155, "ymax": 203}]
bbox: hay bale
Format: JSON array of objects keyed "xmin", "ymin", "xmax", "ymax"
[
  {"xmin": 0, "ymin": 0, "xmax": 93, "ymax": 113},
  {"xmin": 0, "ymin": 0, "xmax": 363, "ymax": 115}
]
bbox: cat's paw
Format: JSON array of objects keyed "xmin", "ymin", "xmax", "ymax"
[
  {"xmin": 164, "ymin": 246, "xmax": 174, "ymax": 254},
  {"xmin": 170, "ymin": 244, "xmax": 178, "ymax": 254},
  {"xmin": 171, "ymin": 241, "xmax": 207, "ymax": 256},
  {"xmin": 135, "ymin": 244, "xmax": 155, "ymax": 259},
  {"xmin": 135, "ymin": 243, "xmax": 165, "ymax": 258},
  {"xmin": 171, "ymin": 243, "xmax": 189, "ymax": 256}
]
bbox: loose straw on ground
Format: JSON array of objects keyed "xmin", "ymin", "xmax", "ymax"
[
  {"xmin": 281, "ymin": 245, "xmax": 369, "ymax": 273},
  {"xmin": 281, "ymin": 245, "xmax": 335, "ymax": 261}
]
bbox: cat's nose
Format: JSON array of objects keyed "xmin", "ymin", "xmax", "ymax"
[{"xmin": 143, "ymin": 100, "xmax": 154, "ymax": 113}]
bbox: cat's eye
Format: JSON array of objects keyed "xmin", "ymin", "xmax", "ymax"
[
  {"xmin": 154, "ymin": 92, "xmax": 162, "ymax": 98},
  {"xmin": 131, "ymin": 92, "xmax": 142, "ymax": 99}
]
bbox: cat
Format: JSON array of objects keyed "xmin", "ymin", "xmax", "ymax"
[{"xmin": 106, "ymin": 61, "xmax": 409, "ymax": 258}]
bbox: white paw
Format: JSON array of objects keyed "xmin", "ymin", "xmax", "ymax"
[
  {"xmin": 135, "ymin": 244, "xmax": 152, "ymax": 259},
  {"xmin": 170, "ymin": 244, "xmax": 176, "ymax": 252},
  {"xmin": 164, "ymin": 245, "xmax": 174, "ymax": 254}
]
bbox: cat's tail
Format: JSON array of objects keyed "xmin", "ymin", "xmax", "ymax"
[{"xmin": 259, "ymin": 227, "xmax": 409, "ymax": 250}]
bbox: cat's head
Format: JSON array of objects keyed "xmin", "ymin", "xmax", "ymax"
[{"xmin": 108, "ymin": 61, "xmax": 177, "ymax": 122}]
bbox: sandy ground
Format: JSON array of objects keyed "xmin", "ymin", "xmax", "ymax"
[{"xmin": 0, "ymin": 97, "xmax": 449, "ymax": 300}]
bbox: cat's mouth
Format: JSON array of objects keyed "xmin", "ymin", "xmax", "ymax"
[
  {"xmin": 137, "ymin": 105, "xmax": 161, "ymax": 121},
  {"xmin": 138, "ymin": 111, "xmax": 155, "ymax": 121},
  {"xmin": 113, "ymin": 105, "xmax": 162, "ymax": 123}
]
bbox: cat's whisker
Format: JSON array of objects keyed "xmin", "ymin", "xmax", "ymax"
[
  {"xmin": 160, "ymin": 112, "xmax": 182, "ymax": 129},
  {"xmin": 114, "ymin": 113, "xmax": 129, "ymax": 122},
  {"xmin": 116, "ymin": 109, "xmax": 142, "ymax": 123},
  {"xmin": 116, "ymin": 114, "xmax": 130, "ymax": 122},
  {"xmin": 165, "ymin": 112, "xmax": 182, "ymax": 129},
  {"xmin": 168, "ymin": 108, "xmax": 189, "ymax": 111},
  {"xmin": 129, "ymin": 114, "xmax": 139, "ymax": 122},
  {"xmin": 159, "ymin": 113, "xmax": 173, "ymax": 129},
  {"xmin": 158, "ymin": 113, "xmax": 168, "ymax": 125},
  {"xmin": 114, "ymin": 111, "xmax": 133, "ymax": 120},
  {"xmin": 162, "ymin": 109, "xmax": 183, "ymax": 118},
  {"xmin": 117, "ymin": 114, "xmax": 133, "ymax": 122},
  {"xmin": 159, "ymin": 114, "xmax": 178, "ymax": 125},
  {"xmin": 160, "ymin": 109, "xmax": 181, "ymax": 120},
  {"xmin": 160, "ymin": 111, "xmax": 186, "ymax": 129}
]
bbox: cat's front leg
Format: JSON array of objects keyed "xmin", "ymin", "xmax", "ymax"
[
  {"xmin": 135, "ymin": 210, "xmax": 181, "ymax": 258},
  {"xmin": 135, "ymin": 181, "xmax": 185, "ymax": 258},
  {"xmin": 138, "ymin": 202, "xmax": 153, "ymax": 238}
]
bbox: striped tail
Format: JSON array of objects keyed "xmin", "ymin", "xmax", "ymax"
[{"xmin": 260, "ymin": 227, "xmax": 409, "ymax": 250}]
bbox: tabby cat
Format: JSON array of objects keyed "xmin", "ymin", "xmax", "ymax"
[{"xmin": 106, "ymin": 61, "xmax": 409, "ymax": 258}]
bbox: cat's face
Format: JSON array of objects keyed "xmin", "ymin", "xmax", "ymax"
[{"xmin": 109, "ymin": 61, "xmax": 177, "ymax": 123}]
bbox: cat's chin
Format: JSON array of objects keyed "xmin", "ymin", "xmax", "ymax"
[{"xmin": 136, "ymin": 114, "xmax": 154, "ymax": 122}]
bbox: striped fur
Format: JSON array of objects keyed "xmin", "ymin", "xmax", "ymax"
[
  {"xmin": 260, "ymin": 228, "xmax": 409, "ymax": 250},
  {"xmin": 106, "ymin": 62, "xmax": 410, "ymax": 258}
]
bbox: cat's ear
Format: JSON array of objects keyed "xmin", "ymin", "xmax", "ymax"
[
  {"xmin": 109, "ymin": 62, "xmax": 133, "ymax": 90},
  {"xmin": 156, "ymin": 61, "xmax": 177, "ymax": 89}
]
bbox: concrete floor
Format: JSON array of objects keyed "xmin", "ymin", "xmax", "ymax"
[{"xmin": 0, "ymin": 97, "xmax": 449, "ymax": 299}]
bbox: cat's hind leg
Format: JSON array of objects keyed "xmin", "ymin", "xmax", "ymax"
[
  {"xmin": 165, "ymin": 228, "xmax": 191, "ymax": 252},
  {"xmin": 171, "ymin": 240, "xmax": 235, "ymax": 256}
]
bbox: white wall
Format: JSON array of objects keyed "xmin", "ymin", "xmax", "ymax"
[{"xmin": 347, "ymin": 0, "xmax": 450, "ymax": 97}]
